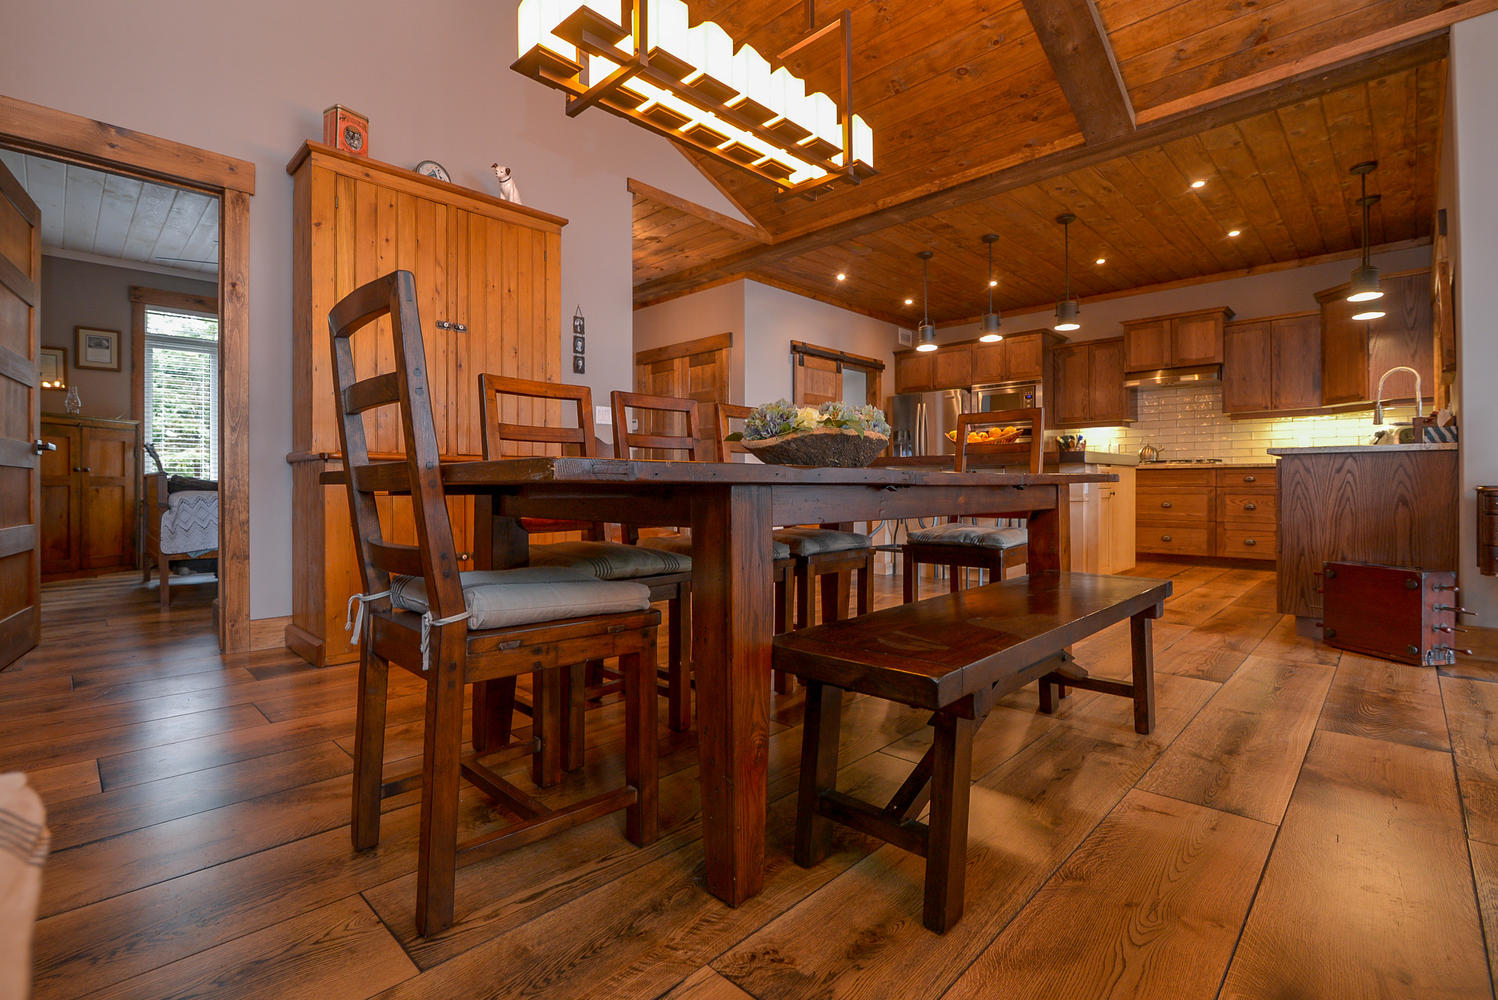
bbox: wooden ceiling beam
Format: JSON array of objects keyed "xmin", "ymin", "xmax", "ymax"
[
  {"xmin": 632, "ymin": 32, "xmax": 1447, "ymax": 305},
  {"xmin": 1019, "ymin": 0, "xmax": 1136, "ymax": 144}
]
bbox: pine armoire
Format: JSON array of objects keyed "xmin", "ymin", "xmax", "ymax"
[{"xmin": 285, "ymin": 142, "xmax": 566, "ymax": 665}]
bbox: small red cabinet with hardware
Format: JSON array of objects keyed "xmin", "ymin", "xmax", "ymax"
[{"xmin": 1320, "ymin": 561, "xmax": 1469, "ymax": 666}]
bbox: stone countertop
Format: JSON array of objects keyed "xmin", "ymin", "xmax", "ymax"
[
  {"xmin": 877, "ymin": 450, "xmax": 1137, "ymax": 469},
  {"xmin": 1055, "ymin": 450, "xmax": 1138, "ymax": 466},
  {"xmin": 1268, "ymin": 443, "xmax": 1458, "ymax": 455},
  {"xmin": 1137, "ymin": 461, "xmax": 1276, "ymax": 469}
]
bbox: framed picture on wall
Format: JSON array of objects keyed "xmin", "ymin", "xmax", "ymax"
[
  {"xmin": 39, "ymin": 346, "xmax": 66, "ymax": 389},
  {"xmin": 75, "ymin": 327, "xmax": 121, "ymax": 371}
]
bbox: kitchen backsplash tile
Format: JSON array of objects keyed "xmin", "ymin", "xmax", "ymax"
[{"xmin": 1067, "ymin": 383, "xmax": 1420, "ymax": 461}]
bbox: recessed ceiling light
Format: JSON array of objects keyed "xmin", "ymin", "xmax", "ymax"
[
  {"xmin": 1227, "ymin": 229, "xmax": 1241, "ymax": 238},
  {"xmin": 1190, "ymin": 179, "xmax": 1206, "ymax": 189},
  {"xmin": 988, "ymin": 279, "xmax": 997, "ymax": 287},
  {"xmin": 1095, "ymin": 257, "xmax": 1107, "ymax": 265},
  {"xmin": 836, "ymin": 272, "xmax": 846, "ymax": 281},
  {"xmin": 904, "ymin": 297, "xmax": 914, "ymax": 305}
]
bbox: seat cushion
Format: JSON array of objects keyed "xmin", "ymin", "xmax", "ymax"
[
  {"xmin": 390, "ymin": 567, "xmax": 651, "ymax": 630},
  {"xmin": 645, "ymin": 531, "xmax": 792, "ymax": 561},
  {"xmin": 907, "ymin": 523, "xmax": 1029, "ymax": 549},
  {"xmin": 776, "ymin": 527, "xmax": 871, "ymax": 557},
  {"xmin": 529, "ymin": 540, "xmax": 690, "ymax": 578}
]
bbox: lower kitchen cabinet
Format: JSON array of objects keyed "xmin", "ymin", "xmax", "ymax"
[
  {"xmin": 1069, "ymin": 465, "xmax": 1135, "ymax": 573},
  {"xmin": 1136, "ymin": 465, "xmax": 1276, "ymax": 562}
]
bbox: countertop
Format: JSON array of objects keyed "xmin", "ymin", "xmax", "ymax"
[
  {"xmin": 1138, "ymin": 461, "xmax": 1275, "ymax": 468},
  {"xmin": 1268, "ymin": 443, "xmax": 1458, "ymax": 455},
  {"xmin": 877, "ymin": 450, "xmax": 1137, "ymax": 469}
]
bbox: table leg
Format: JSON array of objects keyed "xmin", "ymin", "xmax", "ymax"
[
  {"xmin": 1024, "ymin": 485, "xmax": 1071, "ymax": 573},
  {"xmin": 692, "ymin": 484, "xmax": 773, "ymax": 905}
]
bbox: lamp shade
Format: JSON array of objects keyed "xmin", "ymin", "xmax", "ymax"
[
  {"xmin": 916, "ymin": 321, "xmax": 937, "ymax": 351},
  {"xmin": 1053, "ymin": 298, "xmax": 1080, "ymax": 332},
  {"xmin": 1347, "ymin": 264, "xmax": 1384, "ymax": 303},
  {"xmin": 978, "ymin": 312, "xmax": 1002, "ymax": 342}
]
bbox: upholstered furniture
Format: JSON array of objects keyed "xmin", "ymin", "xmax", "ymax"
[{"xmin": 142, "ymin": 472, "xmax": 219, "ymax": 608}]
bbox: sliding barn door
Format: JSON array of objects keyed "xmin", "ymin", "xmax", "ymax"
[
  {"xmin": 793, "ymin": 354, "xmax": 841, "ymax": 406},
  {"xmin": 632, "ymin": 332, "xmax": 730, "ymax": 459},
  {"xmin": 0, "ymin": 159, "xmax": 42, "ymax": 670}
]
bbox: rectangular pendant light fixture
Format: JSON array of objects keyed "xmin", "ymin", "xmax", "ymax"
[{"xmin": 513, "ymin": 0, "xmax": 876, "ymax": 199}]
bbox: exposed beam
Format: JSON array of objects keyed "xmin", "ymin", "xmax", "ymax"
[
  {"xmin": 1019, "ymin": 0, "xmax": 1135, "ymax": 144},
  {"xmin": 626, "ymin": 178, "xmax": 770, "ymax": 243},
  {"xmin": 632, "ymin": 32, "xmax": 1447, "ymax": 305}
]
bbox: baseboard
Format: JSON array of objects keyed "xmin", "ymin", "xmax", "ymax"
[{"xmin": 247, "ymin": 615, "xmax": 292, "ymax": 651}]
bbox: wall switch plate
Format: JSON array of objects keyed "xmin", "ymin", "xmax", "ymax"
[{"xmin": 594, "ymin": 405, "xmax": 611, "ymax": 426}]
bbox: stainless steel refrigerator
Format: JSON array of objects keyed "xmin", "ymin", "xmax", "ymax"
[{"xmin": 888, "ymin": 380, "xmax": 1043, "ymax": 457}]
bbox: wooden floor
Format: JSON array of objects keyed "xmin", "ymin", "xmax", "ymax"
[{"xmin": 7, "ymin": 563, "xmax": 1498, "ymax": 999}]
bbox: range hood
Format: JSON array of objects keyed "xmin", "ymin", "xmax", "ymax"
[{"xmin": 1123, "ymin": 364, "xmax": 1222, "ymax": 388}]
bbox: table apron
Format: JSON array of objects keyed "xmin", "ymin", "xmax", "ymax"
[{"xmin": 769, "ymin": 483, "xmax": 1060, "ymax": 524}]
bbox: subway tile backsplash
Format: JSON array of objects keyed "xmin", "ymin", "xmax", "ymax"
[{"xmin": 1066, "ymin": 383, "xmax": 1416, "ymax": 462}]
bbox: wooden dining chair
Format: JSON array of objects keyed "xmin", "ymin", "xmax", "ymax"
[
  {"xmin": 329, "ymin": 270, "xmax": 659, "ymax": 936},
  {"xmin": 478, "ymin": 373, "xmax": 694, "ymax": 753},
  {"xmin": 901, "ymin": 407, "xmax": 1043, "ymax": 602}
]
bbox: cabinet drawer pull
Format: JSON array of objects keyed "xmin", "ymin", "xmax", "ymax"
[
  {"xmin": 1161, "ymin": 535, "xmax": 1172, "ymax": 542},
  {"xmin": 1160, "ymin": 501, "xmax": 1172, "ymax": 509},
  {"xmin": 1244, "ymin": 538, "xmax": 1257, "ymax": 546},
  {"xmin": 1244, "ymin": 502, "xmax": 1258, "ymax": 512},
  {"xmin": 1243, "ymin": 474, "xmax": 1257, "ymax": 483}
]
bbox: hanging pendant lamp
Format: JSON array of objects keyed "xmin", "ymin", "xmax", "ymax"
[
  {"xmin": 915, "ymin": 250, "xmax": 937, "ymax": 351},
  {"xmin": 1053, "ymin": 213, "xmax": 1081, "ymax": 332},
  {"xmin": 978, "ymin": 233, "xmax": 1003, "ymax": 343},
  {"xmin": 1346, "ymin": 160, "xmax": 1385, "ymax": 321}
]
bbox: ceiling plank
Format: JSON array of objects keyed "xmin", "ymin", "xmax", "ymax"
[
  {"xmin": 626, "ymin": 178, "xmax": 769, "ymax": 243},
  {"xmin": 1018, "ymin": 0, "xmax": 1136, "ymax": 143}
]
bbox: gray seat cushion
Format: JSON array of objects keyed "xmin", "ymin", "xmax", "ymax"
[
  {"xmin": 389, "ymin": 567, "xmax": 651, "ymax": 631},
  {"xmin": 529, "ymin": 540, "xmax": 690, "ymax": 578},
  {"xmin": 777, "ymin": 527, "xmax": 872, "ymax": 557},
  {"xmin": 646, "ymin": 531, "xmax": 792, "ymax": 561},
  {"xmin": 907, "ymin": 523, "xmax": 1029, "ymax": 549}
]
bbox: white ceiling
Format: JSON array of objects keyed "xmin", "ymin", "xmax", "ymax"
[{"xmin": 0, "ymin": 149, "xmax": 218, "ymax": 278}]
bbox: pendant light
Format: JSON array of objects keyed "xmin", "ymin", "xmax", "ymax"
[
  {"xmin": 978, "ymin": 233, "xmax": 1003, "ymax": 343},
  {"xmin": 1346, "ymin": 160, "xmax": 1385, "ymax": 321},
  {"xmin": 915, "ymin": 250, "xmax": 937, "ymax": 351},
  {"xmin": 1053, "ymin": 213, "xmax": 1081, "ymax": 332}
]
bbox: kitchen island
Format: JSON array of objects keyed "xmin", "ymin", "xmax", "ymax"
[{"xmin": 1270, "ymin": 443, "xmax": 1459, "ymax": 617}]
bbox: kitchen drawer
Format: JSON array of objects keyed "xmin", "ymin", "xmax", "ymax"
[
  {"xmin": 1217, "ymin": 526, "xmax": 1276, "ymax": 560},
  {"xmin": 1137, "ymin": 523, "xmax": 1212, "ymax": 556},
  {"xmin": 1216, "ymin": 467, "xmax": 1275, "ymax": 488},
  {"xmin": 1137, "ymin": 488, "xmax": 1211, "ymax": 521},
  {"xmin": 1137, "ymin": 468, "xmax": 1215, "ymax": 487},
  {"xmin": 1219, "ymin": 490, "xmax": 1276, "ymax": 524}
]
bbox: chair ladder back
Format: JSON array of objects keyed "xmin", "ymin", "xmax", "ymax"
[
  {"xmin": 955, "ymin": 407, "xmax": 1044, "ymax": 474},
  {"xmin": 714, "ymin": 402, "xmax": 755, "ymax": 463},
  {"xmin": 479, "ymin": 374, "xmax": 597, "ymax": 460},
  {"xmin": 328, "ymin": 269, "xmax": 465, "ymax": 622},
  {"xmin": 611, "ymin": 390, "xmax": 703, "ymax": 461}
]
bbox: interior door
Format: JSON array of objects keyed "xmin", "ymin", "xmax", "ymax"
[
  {"xmin": 0, "ymin": 159, "xmax": 42, "ymax": 669},
  {"xmin": 793, "ymin": 354, "xmax": 841, "ymax": 406},
  {"xmin": 632, "ymin": 333, "xmax": 730, "ymax": 459}
]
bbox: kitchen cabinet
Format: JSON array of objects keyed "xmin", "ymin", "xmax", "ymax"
[
  {"xmin": 1122, "ymin": 307, "xmax": 1233, "ymax": 371},
  {"xmin": 934, "ymin": 345, "xmax": 972, "ymax": 389},
  {"xmin": 1054, "ymin": 338, "xmax": 1134, "ymax": 427},
  {"xmin": 1317, "ymin": 269, "xmax": 1433, "ymax": 406},
  {"xmin": 894, "ymin": 351, "xmax": 936, "ymax": 393},
  {"xmin": 1066, "ymin": 464, "xmax": 1135, "ymax": 575},
  {"xmin": 971, "ymin": 333, "xmax": 1047, "ymax": 385},
  {"xmin": 1222, "ymin": 312, "xmax": 1321, "ymax": 414},
  {"xmin": 1135, "ymin": 465, "xmax": 1275, "ymax": 562},
  {"xmin": 894, "ymin": 331, "xmax": 1062, "ymax": 394},
  {"xmin": 39, "ymin": 414, "xmax": 139, "ymax": 579}
]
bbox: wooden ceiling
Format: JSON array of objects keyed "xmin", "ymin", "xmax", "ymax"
[{"xmin": 628, "ymin": 0, "xmax": 1486, "ymax": 323}]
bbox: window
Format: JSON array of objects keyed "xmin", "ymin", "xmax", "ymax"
[{"xmin": 143, "ymin": 307, "xmax": 219, "ymax": 478}]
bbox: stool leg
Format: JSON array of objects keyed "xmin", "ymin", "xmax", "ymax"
[
  {"xmin": 1130, "ymin": 613, "xmax": 1157, "ymax": 735},
  {"xmin": 856, "ymin": 557, "xmax": 872, "ymax": 616},
  {"xmin": 820, "ymin": 569, "xmax": 850, "ymax": 624},
  {"xmin": 561, "ymin": 662, "xmax": 586, "ymax": 771},
  {"xmin": 796, "ymin": 560, "xmax": 814, "ymax": 629},
  {"xmin": 924, "ymin": 710, "xmax": 975, "ymax": 933},
  {"xmin": 351, "ymin": 648, "xmax": 388, "ymax": 851},
  {"xmin": 531, "ymin": 667, "xmax": 563, "ymax": 788},
  {"xmin": 903, "ymin": 549, "xmax": 916, "ymax": 603},
  {"xmin": 948, "ymin": 563, "xmax": 961, "ymax": 593},
  {"xmin": 773, "ymin": 574, "xmax": 795, "ymax": 694},
  {"xmin": 471, "ymin": 677, "xmax": 516, "ymax": 753},
  {"xmin": 415, "ymin": 638, "xmax": 465, "ymax": 937},
  {"xmin": 623, "ymin": 644, "xmax": 659, "ymax": 846},
  {"xmin": 666, "ymin": 588, "xmax": 691, "ymax": 732},
  {"xmin": 794, "ymin": 681, "xmax": 843, "ymax": 867}
]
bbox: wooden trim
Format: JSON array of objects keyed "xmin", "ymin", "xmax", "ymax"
[
  {"xmin": 789, "ymin": 340, "xmax": 886, "ymax": 372},
  {"xmin": 1225, "ymin": 309, "xmax": 1320, "ymax": 327},
  {"xmin": 1314, "ymin": 266, "xmax": 1433, "ymax": 303},
  {"xmin": 1136, "ymin": 0, "xmax": 1498, "ymax": 126},
  {"xmin": 634, "ymin": 331, "xmax": 733, "ymax": 365},
  {"xmin": 284, "ymin": 142, "xmax": 567, "ymax": 233},
  {"xmin": 627, "ymin": 178, "xmax": 770, "ymax": 243},
  {"xmin": 130, "ymin": 285, "xmax": 219, "ymax": 427},
  {"xmin": 248, "ymin": 615, "xmax": 292, "ymax": 650},
  {"xmin": 734, "ymin": 271, "xmax": 910, "ymax": 327},
  {"xmin": 0, "ymin": 94, "xmax": 254, "ymax": 194},
  {"xmin": 129, "ymin": 286, "xmax": 217, "ymax": 312},
  {"xmin": 1019, "ymin": 0, "xmax": 1135, "ymax": 143}
]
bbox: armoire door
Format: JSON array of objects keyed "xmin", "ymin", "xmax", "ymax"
[
  {"xmin": 38, "ymin": 423, "xmax": 80, "ymax": 575},
  {"xmin": 80, "ymin": 424, "xmax": 137, "ymax": 570}
]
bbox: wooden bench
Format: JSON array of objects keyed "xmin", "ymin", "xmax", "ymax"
[{"xmin": 773, "ymin": 571, "xmax": 1171, "ymax": 932}]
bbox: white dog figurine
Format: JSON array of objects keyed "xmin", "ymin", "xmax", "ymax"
[{"xmin": 491, "ymin": 163, "xmax": 522, "ymax": 205}]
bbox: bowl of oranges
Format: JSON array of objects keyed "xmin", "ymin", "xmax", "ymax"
[{"xmin": 945, "ymin": 425, "xmax": 1021, "ymax": 445}]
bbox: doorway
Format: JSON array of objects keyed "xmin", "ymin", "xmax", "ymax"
[
  {"xmin": 633, "ymin": 332, "xmax": 731, "ymax": 458},
  {"xmin": 0, "ymin": 94, "xmax": 253, "ymax": 657},
  {"xmin": 790, "ymin": 340, "xmax": 884, "ymax": 409}
]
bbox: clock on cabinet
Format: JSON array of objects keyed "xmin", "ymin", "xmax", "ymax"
[
  {"xmin": 322, "ymin": 105, "xmax": 370, "ymax": 157},
  {"xmin": 414, "ymin": 160, "xmax": 450, "ymax": 182}
]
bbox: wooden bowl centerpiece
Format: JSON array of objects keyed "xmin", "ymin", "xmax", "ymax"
[{"xmin": 735, "ymin": 400, "xmax": 890, "ymax": 468}]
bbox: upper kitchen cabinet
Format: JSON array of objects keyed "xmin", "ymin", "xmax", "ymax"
[
  {"xmin": 1054, "ymin": 338, "xmax": 1134, "ymax": 427},
  {"xmin": 972, "ymin": 331, "xmax": 1051, "ymax": 384},
  {"xmin": 894, "ymin": 350, "xmax": 936, "ymax": 393},
  {"xmin": 934, "ymin": 344, "xmax": 973, "ymax": 388},
  {"xmin": 1318, "ymin": 269, "xmax": 1434, "ymax": 406},
  {"xmin": 894, "ymin": 331, "xmax": 1062, "ymax": 394},
  {"xmin": 1122, "ymin": 307, "xmax": 1234, "ymax": 371},
  {"xmin": 1222, "ymin": 312, "xmax": 1321, "ymax": 414}
]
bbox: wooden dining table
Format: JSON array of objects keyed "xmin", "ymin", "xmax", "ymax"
[{"xmin": 418, "ymin": 456, "xmax": 1116, "ymax": 907}]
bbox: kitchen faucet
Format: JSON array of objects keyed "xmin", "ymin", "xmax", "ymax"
[{"xmin": 1373, "ymin": 366, "xmax": 1423, "ymax": 425}]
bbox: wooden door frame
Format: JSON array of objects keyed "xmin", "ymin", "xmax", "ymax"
[{"xmin": 0, "ymin": 94, "xmax": 256, "ymax": 653}]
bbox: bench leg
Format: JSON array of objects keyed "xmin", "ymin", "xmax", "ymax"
[
  {"xmin": 1131, "ymin": 613, "xmax": 1156, "ymax": 735},
  {"xmin": 924, "ymin": 710, "xmax": 976, "ymax": 933},
  {"xmin": 667, "ymin": 588, "xmax": 691, "ymax": 732},
  {"xmin": 793, "ymin": 681, "xmax": 843, "ymax": 868},
  {"xmin": 902, "ymin": 548, "xmax": 916, "ymax": 603}
]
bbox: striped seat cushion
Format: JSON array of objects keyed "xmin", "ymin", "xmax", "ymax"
[
  {"xmin": 389, "ymin": 567, "xmax": 651, "ymax": 631},
  {"xmin": 906, "ymin": 523, "xmax": 1029, "ymax": 550},
  {"xmin": 529, "ymin": 540, "xmax": 690, "ymax": 578},
  {"xmin": 644, "ymin": 531, "xmax": 792, "ymax": 561},
  {"xmin": 776, "ymin": 528, "xmax": 872, "ymax": 557}
]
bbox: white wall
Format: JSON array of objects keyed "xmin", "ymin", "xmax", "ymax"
[
  {"xmin": 932, "ymin": 245, "xmax": 1432, "ymax": 346},
  {"xmin": 1451, "ymin": 10, "xmax": 1498, "ymax": 616},
  {"xmin": 0, "ymin": 0, "xmax": 744, "ymax": 619},
  {"xmin": 742, "ymin": 280, "xmax": 900, "ymax": 406}
]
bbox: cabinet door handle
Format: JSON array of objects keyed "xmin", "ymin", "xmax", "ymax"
[
  {"xmin": 1243, "ymin": 475, "xmax": 1257, "ymax": 483},
  {"xmin": 1244, "ymin": 538, "xmax": 1257, "ymax": 546},
  {"xmin": 33, "ymin": 440, "xmax": 56, "ymax": 454},
  {"xmin": 453, "ymin": 322, "xmax": 468, "ymax": 333},
  {"xmin": 1244, "ymin": 502, "xmax": 1258, "ymax": 511},
  {"xmin": 434, "ymin": 320, "xmax": 452, "ymax": 330},
  {"xmin": 73, "ymin": 466, "xmax": 83, "ymax": 472},
  {"xmin": 457, "ymin": 551, "xmax": 471, "ymax": 562},
  {"xmin": 1161, "ymin": 535, "xmax": 1172, "ymax": 542},
  {"xmin": 1160, "ymin": 501, "xmax": 1172, "ymax": 509}
]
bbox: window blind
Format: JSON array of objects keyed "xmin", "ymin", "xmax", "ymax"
[{"xmin": 143, "ymin": 308, "xmax": 219, "ymax": 478}]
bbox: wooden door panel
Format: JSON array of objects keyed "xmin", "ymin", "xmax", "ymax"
[
  {"xmin": 1172, "ymin": 314, "xmax": 1223, "ymax": 366},
  {"xmin": 81, "ymin": 426, "xmax": 136, "ymax": 570},
  {"xmin": 971, "ymin": 342, "xmax": 1005, "ymax": 383},
  {"xmin": 894, "ymin": 352, "xmax": 934, "ymax": 393},
  {"xmin": 1087, "ymin": 339, "xmax": 1129, "ymax": 425},
  {"xmin": 1053, "ymin": 345, "xmax": 1089, "ymax": 426},
  {"xmin": 1123, "ymin": 321, "xmax": 1170, "ymax": 371},
  {"xmin": 82, "ymin": 485, "xmax": 127, "ymax": 568},
  {"xmin": 1319, "ymin": 295, "xmax": 1368, "ymax": 405},
  {"xmin": 1366, "ymin": 271, "xmax": 1433, "ymax": 402},
  {"xmin": 1004, "ymin": 334, "xmax": 1044, "ymax": 381},
  {"xmin": 0, "ymin": 157, "xmax": 40, "ymax": 668},
  {"xmin": 794, "ymin": 355, "xmax": 840, "ymax": 407},
  {"xmin": 1272, "ymin": 314, "xmax": 1321, "ymax": 411},
  {"xmin": 1223, "ymin": 322, "xmax": 1272, "ymax": 413},
  {"xmin": 933, "ymin": 346, "xmax": 971, "ymax": 389}
]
